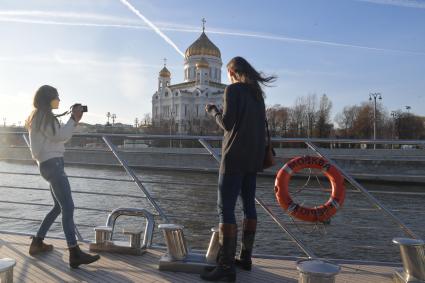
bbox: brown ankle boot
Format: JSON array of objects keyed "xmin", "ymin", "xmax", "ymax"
[
  {"xmin": 69, "ymin": 245, "xmax": 100, "ymax": 268},
  {"xmin": 235, "ymin": 219, "xmax": 256, "ymax": 271},
  {"xmin": 29, "ymin": 236, "xmax": 53, "ymax": 256},
  {"xmin": 201, "ymin": 223, "xmax": 237, "ymax": 282}
]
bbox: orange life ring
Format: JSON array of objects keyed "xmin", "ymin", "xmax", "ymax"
[{"xmin": 274, "ymin": 156, "xmax": 345, "ymax": 222}]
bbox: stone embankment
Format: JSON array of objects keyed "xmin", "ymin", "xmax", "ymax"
[{"xmin": 2, "ymin": 146, "xmax": 425, "ymax": 183}]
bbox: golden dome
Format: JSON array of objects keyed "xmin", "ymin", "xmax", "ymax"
[
  {"xmin": 196, "ymin": 58, "xmax": 209, "ymax": 69},
  {"xmin": 159, "ymin": 66, "xmax": 171, "ymax": 77},
  {"xmin": 185, "ymin": 32, "xmax": 221, "ymax": 59}
]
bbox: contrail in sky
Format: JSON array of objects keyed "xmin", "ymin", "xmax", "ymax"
[
  {"xmin": 354, "ymin": 0, "xmax": 425, "ymax": 9},
  {"xmin": 0, "ymin": 17, "xmax": 148, "ymax": 30},
  {"xmin": 119, "ymin": 0, "xmax": 185, "ymax": 58},
  {"xmin": 1, "ymin": 13, "xmax": 425, "ymax": 56},
  {"xmin": 0, "ymin": 10, "xmax": 134, "ymax": 21}
]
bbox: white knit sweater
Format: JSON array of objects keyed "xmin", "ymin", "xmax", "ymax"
[{"xmin": 29, "ymin": 116, "xmax": 76, "ymax": 164}]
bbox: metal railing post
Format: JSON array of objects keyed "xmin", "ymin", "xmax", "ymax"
[
  {"xmin": 306, "ymin": 141, "xmax": 419, "ymax": 239},
  {"xmin": 102, "ymin": 136, "xmax": 169, "ymax": 222}
]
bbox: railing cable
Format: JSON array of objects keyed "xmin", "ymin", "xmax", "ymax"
[
  {"xmin": 102, "ymin": 136, "xmax": 169, "ymax": 222},
  {"xmin": 306, "ymin": 141, "xmax": 419, "ymax": 239}
]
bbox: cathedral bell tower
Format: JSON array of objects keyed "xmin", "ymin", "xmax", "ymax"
[{"xmin": 158, "ymin": 58, "xmax": 171, "ymax": 91}]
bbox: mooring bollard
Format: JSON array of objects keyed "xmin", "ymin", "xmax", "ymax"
[
  {"xmin": 392, "ymin": 237, "xmax": 425, "ymax": 283},
  {"xmin": 158, "ymin": 224, "xmax": 188, "ymax": 261},
  {"xmin": 205, "ymin": 227, "xmax": 219, "ymax": 264},
  {"xmin": 158, "ymin": 224, "xmax": 217, "ymax": 273},
  {"xmin": 123, "ymin": 230, "xmax": 143, "ymax": 249},
  {"xmin": 297, "ymin": 259, "xmax": 341, "ymax": 283},
  {"xmin": 0, "ymin": 258, "xmax": 16, "ymax": 283},
  {"xmin": 94, "ymin": 226, "xmax": 112, "ymax": 245}
]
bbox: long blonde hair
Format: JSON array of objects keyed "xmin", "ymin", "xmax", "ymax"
[{"xmin": 26, "ymin": 85, "xmax": 60, "ymax": 134}]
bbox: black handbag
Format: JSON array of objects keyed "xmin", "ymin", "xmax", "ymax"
[{"xmin": 263, "ymin": 120, "xmax": 276, "ymax": 169}]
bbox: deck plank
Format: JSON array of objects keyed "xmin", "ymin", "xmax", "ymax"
[{"xmin": 0, "ymin": 232, "xmax": 395, "ymax": 282}]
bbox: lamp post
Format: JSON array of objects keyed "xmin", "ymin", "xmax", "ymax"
[
  {"xmin": 169, "ymin": 109, "xmax": 176, "ymax": 148},
  {"xmin": 390, "ymin": 111, "xmax": 399, "ymax": 142},
  {"xmin": 369, "ymin": 92, "xmax": 382, "ymax": 149},
  {"xmin": 306, "ymin": 112, "xmax": 312, "ymax": 138},
  {"xmin": 106, "ymin": 112, "xmax": 111, "ymax": 126},
  {"xmin": 111, "ymin": 114, "xmax": 117, "ymax": 126},
  {"xmin": 134, "ymin": 118, "xmax": 139, "ymax": 133},
  {"xmin": 405, "ymin": 105, "xmax": 411, "ymax": 113}
]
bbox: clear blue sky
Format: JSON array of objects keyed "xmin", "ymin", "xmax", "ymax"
[{"xmin": 0, "ymin": 0, "xmax": 424, "ymax": 125}]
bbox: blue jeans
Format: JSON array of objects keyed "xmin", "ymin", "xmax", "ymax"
[
  {"xmin": 217, "ymin": 173, "xmax": 257, "ymax": 224},
  {"xmin": 36, "ymin": 157, "xmax": 77, "ymax": 247}
]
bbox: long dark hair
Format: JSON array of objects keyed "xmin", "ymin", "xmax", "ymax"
[
  {"xmin": 226, "ymin": 56, "xmax": 276, "ymax": 100},
  {"xmin": 25, "ymin": 85, "xmax": 60, "ymax": 134}
]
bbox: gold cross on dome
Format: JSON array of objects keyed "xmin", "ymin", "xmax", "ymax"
[{"xmin": 202, "ymin": 18, "xmax": 206, "ymax": 32}]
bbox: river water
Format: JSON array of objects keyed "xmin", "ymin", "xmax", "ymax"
[{"xmin": 0, "ymin": 160, "xmax": 424, "ymax": 262}]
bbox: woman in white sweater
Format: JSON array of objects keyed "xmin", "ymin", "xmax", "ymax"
[{"xmin": 26, "ymin": 85, "xmax": 99, "ymax": 268}]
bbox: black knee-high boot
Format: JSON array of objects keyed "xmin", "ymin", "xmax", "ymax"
[
  {"xmin": 235, "ymin": 219, "xmax": 256, "ymax": 271},
  {"xmin": 200, "ymin": 223, "xmax": 237, "ymax": 282}
]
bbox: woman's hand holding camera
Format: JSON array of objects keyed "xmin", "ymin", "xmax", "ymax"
[
  {"xmin": 205, "ymin": 104, "xmax": 219, "ymax": 116},
  {"xmin": 71, "ymin": 105, "xmax": 84, "ymax": 123}
]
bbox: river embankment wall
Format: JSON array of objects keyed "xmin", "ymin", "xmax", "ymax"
[{"xmin": 2, "ymin": 146, "xmax": 425, "ymax": 183}]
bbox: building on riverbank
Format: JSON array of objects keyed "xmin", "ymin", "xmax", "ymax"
[{"xmin": 151, "ymin": 22, "xmax": 226, "ymax": 134}]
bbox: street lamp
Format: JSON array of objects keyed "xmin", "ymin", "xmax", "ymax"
[
  {"xmin": 405, "ymin": 106, "xmax": 411, "ymax": 113},
  {"xmin": 111, "ymin": 114, "xmax": 117, "ymax": 126},
  {"xmin": 369, "ymin": 92, "xmax": 382, "ymax": 149},
  {"xmin": 390, "ymin": 111, "xmax": 400, "ymax": 141},
  {"xmin": 306, "ymin": 112, "xmax": 313, "ymax": 138},
  {"xmin": 169, "ymin": 109, "xmax": 176, "ymax": 147},
  {"xmin": 106, "ymin": 112, "xmax": 111, "ymax": 126}
]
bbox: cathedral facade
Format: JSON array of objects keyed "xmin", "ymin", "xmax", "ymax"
[{"xmin": 151, "ymin": 28, "xmax": 226, "ymax": 134}]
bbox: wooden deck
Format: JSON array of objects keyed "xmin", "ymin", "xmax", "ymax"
[{"xmin": 0, "ymin": 232, "xmax": 397, "ymax": 282}]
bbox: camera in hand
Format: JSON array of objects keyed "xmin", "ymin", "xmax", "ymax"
[{"xmin": 72, "ymin": 103, "xmax": 88, "ymax": 112}]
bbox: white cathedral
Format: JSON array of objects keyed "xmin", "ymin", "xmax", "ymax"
[{"xmin": 151, "ymin": 24, "xmax": 226, "ymax": 134}]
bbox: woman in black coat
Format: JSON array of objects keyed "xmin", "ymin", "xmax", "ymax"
[{"xmin": 202, "ymin": 57, "xmax": 276, "ymax": 282}]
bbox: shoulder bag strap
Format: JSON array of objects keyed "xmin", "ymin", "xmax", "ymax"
[{"xmin": 265, "ymin": 119, "xmax": 271, "ymax": 145}]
